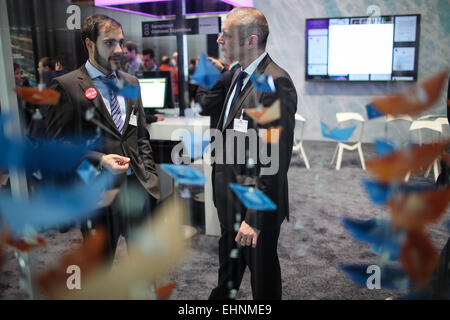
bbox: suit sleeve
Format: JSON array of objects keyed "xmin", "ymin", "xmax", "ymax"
[
  {"xmin": 244, "ymin": 75, "xmax": 297, "ymax": 230},
  {"xmin": 196, "ymin": 76, "xmax": 227, "ymax": 118}
]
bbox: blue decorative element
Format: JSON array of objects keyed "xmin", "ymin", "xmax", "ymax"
[
  {"xmin": 366, "ymin": 104, "xmax": 384, "ymax": 119},
  {"xmin": 180, "ymin": 131, "xmax": 210, "ymax": 160},
  {"xmin": 0, "ymin": 173, "xmax": 115, "ymax": 236},
  {"xmin": 77, "ymin": 160, "xmax": 100, "ymax": 184},
  {"xmin": 370, "ymin": 243, "xmax": 399, "ymax": 262},
  {"xmin": 0, "ymin": 116, "xmax": 93, "ymax": 176},
  {"xmin": 340, "ymin": 264, "xmax": 412, "ymax": 289},
  {"xmin": 192, "ymin": 53, "xmax": 222, "ymax": 89},
  {"xmin": 341, "ymin": 217, "xmax": 405, "ymax": 256},
  {"xmin": 320, "ymin": 121, "xmax": 356, "ymax": 141},
  {"xmin": 374, "ymin": 138, "xmax": 396, "ymax": 156},
  {"xmin": 250, "ymin": 74, "xmax": 276, "ymax": 93},
  {"xmin": 160, "ymin": 164, "xmax": 206, "ymax": 186},
  {"xmin": 363, "ymin": 179, "xmax": 437, "ymax": 206},
  {"xmin": 102, "ymin": 78, "xmax": 141, "ymax": 100},
  {"xmin": 229, "ymin": 183, "xmax": 277, "ymax": 211},
  {"xmin": 362, "ymin": 179, "xmax": 392, "ymax": 205}
]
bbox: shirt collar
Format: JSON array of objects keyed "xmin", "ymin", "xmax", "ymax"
[
  {"xmin": 242, "ymin": 52, "xmax": 267, "ymax": 77},
  {"xmin": 85, "ymin": 60, "xmax": 117, "ymax": 79}
]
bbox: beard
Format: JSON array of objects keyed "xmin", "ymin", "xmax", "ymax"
[{"xmin": 94, "ymin": 46, "xmax": 121, "ymax": 73}]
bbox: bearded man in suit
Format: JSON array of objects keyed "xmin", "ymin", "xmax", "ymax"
[
  {"xmin": 209, "ymin": 7, "xmax": 298, "ymax": 300},
  {"xmin": 46, "ymin": 14, "xmax": 160, "ymax": 262}
]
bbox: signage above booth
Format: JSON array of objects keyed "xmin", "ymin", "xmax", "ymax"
[
  {"xmin": 94, "ymin": 0, "xmax": 254, "ymax": 17},
  {"xmin": 142, "ymin": 17, "xmax": 221, "ymax": 37}
]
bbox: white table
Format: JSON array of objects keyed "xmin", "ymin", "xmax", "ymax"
[{"xmin": 148, "ymin": 116, "xmax": 221, "ymax": 236}]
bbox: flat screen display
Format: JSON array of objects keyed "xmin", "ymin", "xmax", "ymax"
[
  {"xmin": 305, "ymin": 14, "xmax": 420, "ymax": 82},
  {"xmin": 138, "ymin": 78, "xmax": 167, "ymax": 108}
]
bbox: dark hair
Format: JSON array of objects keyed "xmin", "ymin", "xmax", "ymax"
[
  {"xmin": 142, "ymin": 48, "xmax": 155, "ymax": 59},
  {"xmin": 54, "ymin": 54, "xmax": 69, "ymax": 69},
  {"xmin": 39, "ymin": 57, "xmax": 55, "ymax": 70},
  {"xmin": 81, "ymin": 15, "xmax": 123, "ymax": 51},
  {"xmin": 125, "ymin": 41, "xmax": 138, "ymax": 54},
  {"xmin": 13, "ymin": 63, "xmax": 21, "ymax": 71},
  {"xmin": 161, "ymin": 56, "xmax": 170, "ymax": 65}
]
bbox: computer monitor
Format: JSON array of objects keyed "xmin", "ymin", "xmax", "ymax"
[{"xmin": 137, "ymin": 70, "xmax": 174, "ymax": 109}]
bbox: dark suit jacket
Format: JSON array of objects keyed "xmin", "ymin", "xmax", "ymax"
[
  {"xmin": 196, "ymin": 63, "xmax": 240, "ymax": 129},
  {"xmin": 213, "ymin": 54, "xmax": 297, "ymax": 231},
  {"xmin": 46, "ymin": 65, "xmax": 160, "ymax": 199}
]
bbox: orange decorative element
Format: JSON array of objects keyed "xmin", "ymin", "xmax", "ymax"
[
  {"xmin": 370, "ymin": 71, "xmax": 448, "ymax": 116},
  {"xmin": 35, "ymin": 228, "xmax": 106, "ymax": 298},
  {"xmin": 388, "ymin": 187, "xmax": 450, "ymax": 230},
  {"xmin": 155, "ymin": 282, "xmax": 176, "ymax": 300},
  {"xmin": 259, "ymin": 126, "xmax": 283, "ymax": 144},
  {"xmin": 366, "ymin": 141, "xmax": 449, "ymax": 183},
  {"xmin": 1, "ymin": 232, "xmax": 46, "ymax": 252},
  {"xmin": 400, "ymin": 229, "xmax": 439, "ymax": 287},
  {"xmin": 14, "ymin": 87, "xmax": 61, "ymax": 105},
  {"xmin": 244, "ymin": 100, "xmax": 281, "ymax": 125}
]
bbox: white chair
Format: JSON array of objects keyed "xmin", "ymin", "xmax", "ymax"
[
  {"xmin": 385, "ymin": 115, "xmax": 413, "ymax": 141},
  {"xmin": 330, "ymin": 112, "xmax": 366, "ymax": 170},
  {"xmin": 293, "ymin": 114, "xmax": 310, "ymax": 169},
  {"xmin": 405, "ymin": 120, "xmax": 443, "ymax": 182}
]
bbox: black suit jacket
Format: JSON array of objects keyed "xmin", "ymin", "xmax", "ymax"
[
  {"xmin": 46, "ymin": 65, "xmax": 160, "ymax": 199},
  {"xmin": 213, "ymin": 54, "xmax": 297, "ymax": 231},
  {"xmin": 196, "ymin": 63, "xmax": 240, "ymax": 129}
]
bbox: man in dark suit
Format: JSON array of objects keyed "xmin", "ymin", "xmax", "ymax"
[
  {"xmin": 210, "ymin": 7, "xmax": 297, "ymax": 300},
  {"xmin": 46, "ymin": 15, "xmax": 160, "ymax": 262}
]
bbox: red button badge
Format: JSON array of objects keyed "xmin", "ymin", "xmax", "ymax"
[{"xmin": 85, "ymin": 88, "xmax": 97, "ymax": 100}]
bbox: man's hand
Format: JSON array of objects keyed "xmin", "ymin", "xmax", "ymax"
[
  {"xmin": 208, "ymin": 57, "xmax": 225, "ymax": 72},
  {"xmin": 155, "ymin": 114, "xmax": 165, "ymax": 122},
  {"xmin": 101, "ymin": 154, "xmax": 130, "ymax": 174},
  {"xmin": 235, "ymin": 221, "xmax": 260, "ymax": 248}
]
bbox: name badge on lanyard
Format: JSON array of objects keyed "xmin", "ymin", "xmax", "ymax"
[
  {"xmin": 233, "ymin": 109, "xmax": 248, "ymax": 133},
  {"xmin": 129, "ymin": 107, "xmax": 138, "ymax": 126}
]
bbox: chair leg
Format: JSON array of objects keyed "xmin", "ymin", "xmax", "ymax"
[
  {"xmin": 299, "ymin": 142, "xmax": 310, "ymax": 169},
  {"xmin": 405, "ymin": 172, "xmax": 411, "ymax": 182},
  {"xmin": 433, "ymin": 159, "xmax": 440, "ymax": 182},
  {"xmin": 357, "ymin": 143, "xmax": 366, "ymax": 170},
  {"xmin": 330, "ymin": 144, "xmax": 338, "ymax": 167},
  {"xmin": 336, "ymin": 144, "xmax": 344, "ymax": 170}
]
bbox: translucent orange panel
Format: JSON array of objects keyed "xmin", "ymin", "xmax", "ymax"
[
  {"xmin": 366, "ymin": 141, "xmax": 449, "ymax": 183},
  {"xmin": 259, "ymin": 126, "xmax": 283, "ymax": 144},
  {"xmin": 244, "ymin": 100, "xmax": 281, "ymax": 125},
  {"xmin": 14, "ymin": 87, "xmax": 61, "ymax": 105},
  {"xmin": 35, "ymin": 228, "xmax": 106, "ymax": 298},
  {"xmin": 400, "ymin": 229, "xmax": 439, "ymax": 287},
  {"xmin": 2, "ymin": 232, "xmax": 46, "ymax": 252},
  {"xmin": 388, "ymin": 187, "xmax": 450, "ymax": 230},
  {"xmin": 155, "ymin": 282, "xmax": 176, "ymax": 300},
  {"xmin": 370, "ymin": 71, "xmax": 448, "ymax": 116}
]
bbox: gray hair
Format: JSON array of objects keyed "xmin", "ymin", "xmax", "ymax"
[{"xmin": 228, "ymin": 7, "xmax": 269, "ymax": 49}]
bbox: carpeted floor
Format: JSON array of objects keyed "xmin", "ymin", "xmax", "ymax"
[{"xmin": 1, "ymin": 140, "xmax": 449, "ymax": 300}]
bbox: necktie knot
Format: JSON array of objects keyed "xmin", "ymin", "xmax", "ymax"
[{"xmin": 237, "ymin": 71, "xmax": 248, "ymax": 85}]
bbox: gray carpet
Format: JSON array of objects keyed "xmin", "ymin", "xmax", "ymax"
[{"xmin": 1, "ymin": 140, "xmax": 449, "ymax": 300}]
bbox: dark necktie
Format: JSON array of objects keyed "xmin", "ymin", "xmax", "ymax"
[
  {"xmin": 100, "ymin": 74, "xmax": 124, "ymax": 134},
  {"xmin": 224, "ymin": 70, "xmax": 247, "ymax": 128}
]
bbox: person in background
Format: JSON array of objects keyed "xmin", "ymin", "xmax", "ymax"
[
  {"xmin": 123, "ymin": 41, "xmax": 142, "ymax": 76},
  {"xmin": 137, "ymin": 48, "xmax": 158, "ymax": 74},
  {"xmin": 38, "ymin": 57, "xmax": 55, "ymax": 87},
  {"xmin": 159, "ymin": 55, "xmax": 179, "ymax": 102},
  {"xmin": 171, "ymin": 51, "xmax": 178, "ymax": 68}
]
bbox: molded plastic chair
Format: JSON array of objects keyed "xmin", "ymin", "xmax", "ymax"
[
  {"xmin": 405, "ymin": 120, "xmax": 443, "ymax": 182},
  {"xmin": 330, "ymin": 112, "xmax": 366, "ymax": 170},
  {"xmin": 293, "ymin": 114, "xmax": 310, "ymax": 169},
  {"xmin": 385, "ymin": 115, "xmax": 413, "ymax": 140}
]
